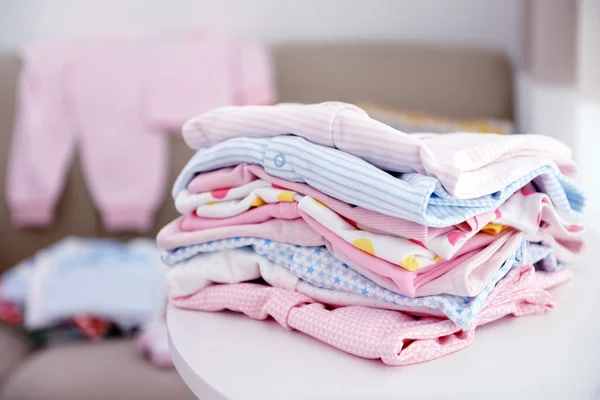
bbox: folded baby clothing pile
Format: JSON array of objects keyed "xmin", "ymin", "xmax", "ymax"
[
  {"xmin": 159, "ymin": 102, "xmax": 585, "ymax": 365},
  {"xmin": 0, "ymin": 237, "xmax": 172, "ymax": 367}
]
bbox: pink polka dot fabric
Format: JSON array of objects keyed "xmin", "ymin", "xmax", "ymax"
[{"xmin": 182, "ymin": 102, "xmax": 577, "ymax": 198}]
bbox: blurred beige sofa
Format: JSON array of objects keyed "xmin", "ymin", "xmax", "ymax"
[{"xmin": 0, "ymin": 43, "xmax": 512, "ymax": 400}]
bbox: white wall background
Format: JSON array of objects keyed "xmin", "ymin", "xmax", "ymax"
[
  {"xmin": 575, "ymin": 0, "xmax": 600, "ymax": 227},
  {"xmin": 0, "ymin": 0, "xmax": 523, "ymax": 62}
]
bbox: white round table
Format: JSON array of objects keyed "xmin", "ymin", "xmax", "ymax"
[{"xmin": 167, "ymin": 235, "xmax": 600, "ymax": 400}]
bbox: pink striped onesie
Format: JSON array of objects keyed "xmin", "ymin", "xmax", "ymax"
[{"xmin": 181, "ymin": 102, "xmax": 577, "ymax": 198}]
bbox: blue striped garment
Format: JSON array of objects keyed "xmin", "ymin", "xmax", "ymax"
[
  {"xmin": 161, "ymin": 237, "xmax": 552, "ymax": 330},
  {"xmin": 173, "ymin": 136, "xmax": 585, "ymax": 227}
]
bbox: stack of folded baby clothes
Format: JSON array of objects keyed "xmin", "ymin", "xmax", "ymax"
[{"xmin": 158, "ymin": 102, "xmax": 585, "ymax": 365}]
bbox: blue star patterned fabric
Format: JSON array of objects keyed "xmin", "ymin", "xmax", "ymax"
[{"xmin": 161, "ymin": 238, "xmax": 553, "ymax": 330}]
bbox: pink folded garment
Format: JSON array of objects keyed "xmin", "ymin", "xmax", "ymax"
[
  {"xmin": 157, "ymin": 217, "xmax": 325, "ymax": 250},
  {"xmin": 415, "ymin": 231, "xmax": 524, "ymax": 296},
  {"xmin": 181, "ymin": 202, "xmax": 300, "ymax": 231},
  {"xmin": 182, "ymin": 189, "xmax": 497, "ymax": 263},
  {"xmin": 170, "ymin": 265, "xmax": 572, "ymax": 366},
  {"xmin": 181, "ymin": 102, "xmax": 577, "ymax": 198},
  {"xmin": 182, "ymin": 175, "xmax": 584, "ymax": 264},
  {"xmin": 494, "ymin": 184, "xmax": 585, "ymax": 242},
  {"xmin": 160, "ymin": 205, "xmax": 523, "ymax": 297},
  {"xmin": 526, "ymin": 230, "xmax": 584, "ymax": 264},
  {"xmin": 184, "ymin": 164, "xmax": 490, "ymax": 242},
  {"xmin": 311, "ymin": 215, "xmax": 519, "ymax": 297},
  {"xmin": 165, "ymin": 200, "xmax": 494, "ymax": 263}
]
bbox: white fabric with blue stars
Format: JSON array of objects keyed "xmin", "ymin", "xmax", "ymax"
[{"xmin": 161, "ymin": 238, "xmax": 552, "ymax": 330}]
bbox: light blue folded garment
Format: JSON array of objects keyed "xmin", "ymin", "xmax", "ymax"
[{"xmin": 172, "ymin": 137, "xmax": 585, "ymax": 227}]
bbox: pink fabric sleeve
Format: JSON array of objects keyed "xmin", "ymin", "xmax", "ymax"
[
  {"xmin": 6, "ymin": 44, "xmax": 76, "ymax": 227},
  {"xmin": 181, "ymin": 203, "xmax": 300, "ymax": 231},
  {"xmin": 233, "ymin": 39, "xmax": 276, "ymax": 106},
  {"xmin": 144, "ymin": 33, "xmax": 237, "ymax": 132},
  {"xmin": 144, "ymin": 33, "xmax": 274, "ymax": 132},
  {"xmin": 157, "ymin": 217, "xmax": 325, "ymax": 251},
  {"xmin": 186, "ymin": 165, "xmax": 259, "ymax": 193}
]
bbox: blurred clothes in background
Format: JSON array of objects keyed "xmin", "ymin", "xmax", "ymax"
[
  {"xmin": 357, "ymin": 102, "xmax": 513, "ymax": 134},
  {"xmin": 0, "ymin": 237, "xmax": 172, "ymax": 367},
  {"xmin": 6, "ymin": 32, "xmax": 275, "ymax": 232}
]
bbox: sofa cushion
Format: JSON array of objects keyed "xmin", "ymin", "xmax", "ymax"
[
  {"xmin": 0, "ymin": 339, "xmax": 195, "ymax": 400},
  {"xmin": 0, "ymin": 326, "xmax": 32, "ymax": 386}
]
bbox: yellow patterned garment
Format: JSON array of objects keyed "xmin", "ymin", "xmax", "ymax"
[{"xmin": 357, "ymin": 102, "xmax": 513, "ymax": 135}]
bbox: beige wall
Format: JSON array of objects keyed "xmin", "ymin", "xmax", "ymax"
[{"xmin": 521, "ymin": 0, "xmax": 577, "ymax": 85}]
